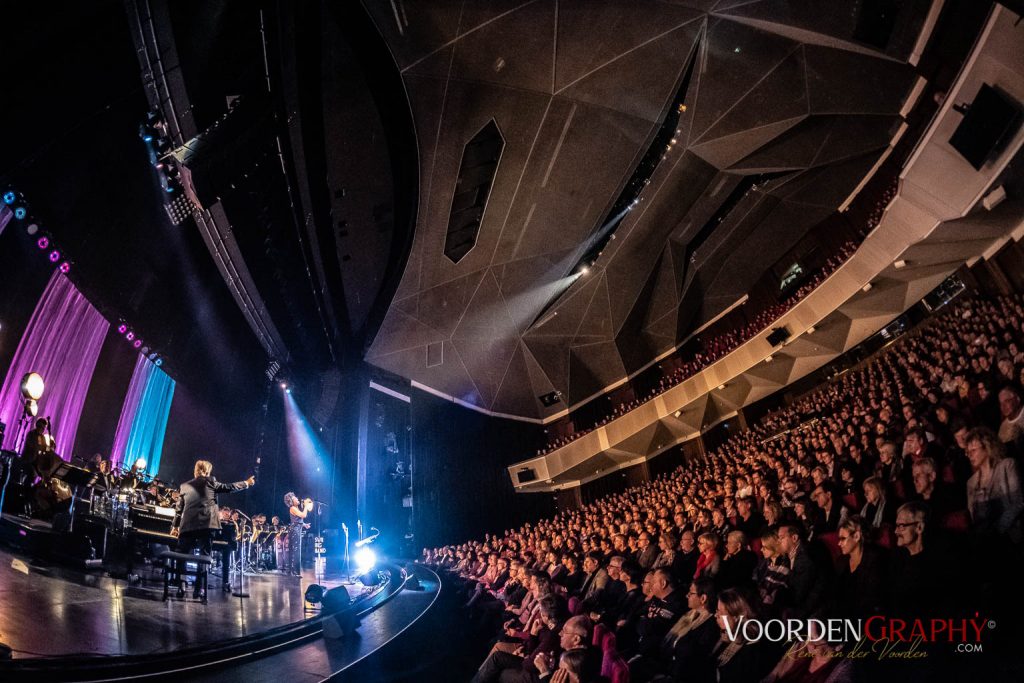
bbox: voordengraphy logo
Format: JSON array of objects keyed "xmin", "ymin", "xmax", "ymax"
[{"xmin": 720, "ymin": 614, "xmax": 993, "ymax": 657}]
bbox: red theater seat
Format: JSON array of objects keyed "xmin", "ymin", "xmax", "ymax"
[
  {"xmin": 750, "ymin": 537, "xmax": 762, "ymax": 556},
  {"xmin": 818, "ymin": 532, "xmax": 842, "ymax": 568},
  {"xmin": 941, "ymin": 510, "xmax": 970, "ymax": 533},
  {"xmin": 842, "ymin": 493, "xmax": 860, "ymax": 510}
]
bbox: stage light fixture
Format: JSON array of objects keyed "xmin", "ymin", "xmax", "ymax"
[
  {"xmin": 126, "ymin": 331, "xmax": 135, "ymax": 341},
  {"xmin": 2, "ymin": 191, "xmax": 15, "ymax": 204},
  {"xmin": 118, "ymin": 324, "xmax": 128, "ymax": 334},
  {"xmin": 37, "ymin": 237, "xmax": 49, "ymax": 249},
  {"xmin": 25, "ymin": 399, "xmax": 38, "ymax": 417},
  {"xmin": 13, "ymin": 207, "xmax": 26, "ymax": 220},
  {"xmin": 59, "ymin": 262, "xmax": 70, "ymax": 274},
  {"xmin": 141, "ymin": 346, "xmax": 150, "ymax": 355},
  {"xmin": 49, "ymin": 250, "xmax": 60, "ymax": 263},
  {"xmin": 133, "ymin": 339, "xmax": 142, "ymax": 349},
  {"xmin": 26, "ymin": 223, "xmax": 38, "ymax": 235},
  {"xmin": 155, "ymin": 358, "xmax": 164, "ymax": 367},
  {"xmin": 21, "ymin": 372, "xmax": 45, "ymax": 401}
]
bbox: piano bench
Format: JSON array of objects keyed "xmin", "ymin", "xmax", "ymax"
[{"xmin": 158, "ymin": 551, "xmax": 214, "ymax": 603}]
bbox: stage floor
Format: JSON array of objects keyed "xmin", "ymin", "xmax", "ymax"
[{"xmin": 0, "ymin": 543, "xmax": 363, "ymax": 659}]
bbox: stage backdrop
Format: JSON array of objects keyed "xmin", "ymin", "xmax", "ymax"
[
  {"xmin": 0, "ymin": 271, "xmax": 109, "ymax": 458},
  {"xmin": 111, "ymin": 353, "xmax": 175, "ymax": 476}
]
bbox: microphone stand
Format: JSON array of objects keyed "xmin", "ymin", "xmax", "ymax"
[{"xmin": 233, "ymin": 512, "xmax": 251, "ymax": 598}]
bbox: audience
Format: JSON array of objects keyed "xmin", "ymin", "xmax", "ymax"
[{"xmin": 428, "ymin": 293, "xmax": 1024, "ymax": 682}]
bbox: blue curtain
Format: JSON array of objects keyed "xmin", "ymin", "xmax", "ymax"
[{"xmin": 122, "ymin": 364, "xmax": 175, "ymax": 477}]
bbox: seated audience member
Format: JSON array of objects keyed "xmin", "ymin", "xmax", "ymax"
[
  {"xmin": 630, "ymin": 577, "xmax": 719, "ymax": 683},
  {"xmin": 633, "ymin": 568, "xmax": 686, "ymax": 657},
  {"xmin": 811, "ymin": 481, "xmax": 849, "ymax": 533},
  {"xmin": 792, "ymin": 495, "xmax": 822, "ymax": 540},
  {"xmin": 761, "ymin": 620, "xmax": 856, "ymax": 683},
  {"xmin": 609, "ymin": 562, "xmax": 647, "ymax": 651},
  {"xmin": 860, "ymin": 475, "xmax": 895, "ymax": 527},
  {"xmin": 636, "ymin": 531, "xmax": 658, "ymax": 569},
  {"xmin": 716, "ymin": 530, "xmax": 757, "ymax": 591},
  {"xmin": 997, "ymin": 383, "xmax": 1024, "ymax": 452},
  {"xmin": 835, "ymin": 515, "xmax": 887, "ymax": 618},
  {"xmin": 910, "ymin": 457, "xmax": 962, "ymax": 518},
  {"xmin": 711, "ymin": 589, "xmax": 778, "ymax": 683},
  {"xmin": 777, "ymin": 523, "xmax": 826, "ymax": 617},
  {"xmin": 532, "ymin": 616, "xmax": 600, "ymax": 683},
  {"xmin": 675, "ymin": 529, "xmax": 699, "ymax": 581},
  {"xmin": 471, "ymin": 597, "xmax": 564, "ymax": 683},
  {"xmin": 694, "ymin": 532, "xmax": 721, "ymax": 581},
  {"xmin": 557, "ymin": 554, "xmax": 584, "ymax": 596},
  {"xmin": 888, "ymin": 501, "xmax": 945, "ymax": 618},
  {"xmin": 753, "ymin": 530, "xmax": 790, "ymax": 612},
  {"xmin": 734, "ymin": 496, "xmax": 767, "ymax": 539},
  {"xmin": 966, "ymin": 427, "xmax": 1024, "ymax": 542},
  {"xmin": 651, "ymin": 530, "xmax": 682, "ymax": 578},
  {"xmin": 946, "ymin": 419, "xmax": 975, "ymax": 487},
  {"xmin": 577, "ymin": 551, "xmax": 609, "ymax": 602}
]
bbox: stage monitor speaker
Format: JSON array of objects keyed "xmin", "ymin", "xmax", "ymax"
[
  {"xmin": 321, "ymin": 585, "xmax": 351, "ymax": 614},
  {"xmin": 517, "ymin": 468, "xmax": 538, "ymax": 484},
  {"xmin": 766, "ymin": 326, "xmax": 790, "ymax": 347},
  {"xmin": 950, "ymin": 84, "xmax": 1022, "ymax": 170}
]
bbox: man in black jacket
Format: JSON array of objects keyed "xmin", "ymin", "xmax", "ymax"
[
  {"xmin": 777, "ymin": 522, "xmax": 826, "ymax": 617},
  {"xmin": 171, "ymin": 459, "xmax": 254, "ymax": 557}
]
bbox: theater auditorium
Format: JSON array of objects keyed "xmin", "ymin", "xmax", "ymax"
[{"xmin": 1, "ymin": 1, "xmax": 1024, "ymax": 682}]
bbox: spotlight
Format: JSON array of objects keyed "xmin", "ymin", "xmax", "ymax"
[
  {"xmin": 25, "ymin": 399, "xmax": 38, "ymax": 417},
  {"xmin": 21, "ymin": 372, "xmax": 45, "ymax": 401},
  {"xmin": 279, "ymin": 381, "xmax": 288, "ymax": 390},
  {"xmin": 133, "ymin": 339, "xmax": 142, "ymax": 349},
  {"xmin": 14, "ymin": 207, "xmax": 26, "ymax": 220},
  {"xmin": 49, "ymin": 250, "xmax": 60, "ymax": 263},
  {"xmin": 118, "ymin": 324, "xmax": 128, "ymax": 335},
  {"xmin": 2, "ymin": 191, "xmax": 15, "ymax": 204},
  {"xmin": 37, "ymin": 237, "xmax": 49, "ymax": 249},
  {"xmin": 354, "ymin": 547, "xmax": 377, "ymax": 574},
  {"xmin": 26, "ymin": 223, "xmax": 39, "ymax": 235},
  {"xmin": 126, "ymin": 331, "xmax": 135, "ymax": 341},
  {"xmin": 579, "ymin": 266, "xmax": 589, "ymax": 275},
  {"xmin": 59, "ymin": 262, "xmax": 70, "ymax": 274},
  {"xmin": 155, "ymin": 358, "xmax": 164, "ymax": 367},
  {"xmin": 141, "ymin": 346, "xmax": 150, "ymax": 354}
]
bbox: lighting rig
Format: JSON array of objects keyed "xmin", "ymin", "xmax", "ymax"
[{"xmin": 2, "ymin": 189, "xmax": 72, "ymax": 274}]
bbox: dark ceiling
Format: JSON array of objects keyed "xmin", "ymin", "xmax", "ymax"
[{"xmin": 362, "ymin": 0, "xmax": 932, "ymax": 420}]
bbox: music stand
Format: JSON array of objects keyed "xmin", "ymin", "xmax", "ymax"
[{"xmin": 51, "ymin": 462, "xmax": 98, "ymax": 533}]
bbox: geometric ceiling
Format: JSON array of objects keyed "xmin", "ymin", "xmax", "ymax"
[{"xmin": 364, "ymin": 0, "xmax": 931, "ymax": 420}]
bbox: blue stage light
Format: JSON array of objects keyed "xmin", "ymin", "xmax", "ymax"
[
  {"xmin": 14, "ymin": 207, "xmax": 27, "ymax": 220},
  {"xmin": 2, "ymin": 191, "xmax": 15, "ymax": 204},
  {"xmin": 355, "ymin": 547, "xmax": 377, "ymax": 574},
  {"xmin": 142, "ymin": 134, "xmax": 153, "ymax": 143},
  {"xmin": 155, "ymin": 358, "xmax": 163, "ymax": 367}
]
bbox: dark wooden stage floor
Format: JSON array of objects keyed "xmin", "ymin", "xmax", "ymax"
[{"xmin": 0, "ymin": 530, "xmax": 441, "ymax": 682}]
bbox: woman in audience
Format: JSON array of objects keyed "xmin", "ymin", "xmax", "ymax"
[
  {"xmin": 694, "ymin": 532, "xmax": 720, "ymax": 581},
  {"xmin": 711, "ymin": 589, "xmax": 777, "ymax": 683},
  {"xmin": 753, "ymin": 530, "xmax": 789, "ymax": 613},
  {"xmin": 966, "ymin": 426, "xmax": 1024, "ymax": 542},
  {"xmin": 761, "ymin": 620, "xmax": 856, "ymax": 683},
  {"xmin": 860, "ymin": 476, "xmax": 895, "ymax": 528},
  {"xmin": 835, "ymin": 515, "xmax": 887, "ymax": 618}
]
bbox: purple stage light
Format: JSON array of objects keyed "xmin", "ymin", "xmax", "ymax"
[
  {"xmin": 118, "ymin": 324, "xmax": 128, "ymax": 335},
  {"xmin": 49, "ymin": 250, "xmax": 60, "ymax": 263},
  {"xmin": 126, "ymin": 331, "xmax": 135, "ymax": 341},
  {"xmin": 59, "ymin": 262, "xmax": 71, "ymax": 274},
  {"xmin": 133, "ymin": 340, "xmax": 142, "ymax": 349},
  {"xmin": 37, "ymin": 237, "xmax": 49, "ymax": 249}
]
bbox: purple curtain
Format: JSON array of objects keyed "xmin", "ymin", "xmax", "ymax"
[
  {"xmin": 0, "ymin": 272, "xmax": 109, "ymax": 458},
  {"xmin": 110, "ymin": 354, "xmax": 150, "ymax": 469}
]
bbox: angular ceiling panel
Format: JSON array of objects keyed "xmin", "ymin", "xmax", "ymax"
[
  {"xmin": 555, "ymin": 0, "xmax": 703, "ymax": 91},
  {"xmin": 558, "ymin": 22, "xmax": 701, "ymax": 122},
  {"xmin": 366, "ymin": 1, "xmax": 930, "ymax": 419}
]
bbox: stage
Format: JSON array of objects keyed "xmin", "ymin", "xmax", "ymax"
[{"xmin": 0, "ymin": 536, "xmax": 441, "ymax": 682}]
